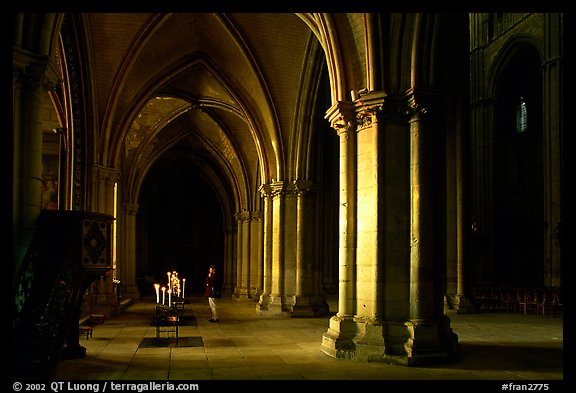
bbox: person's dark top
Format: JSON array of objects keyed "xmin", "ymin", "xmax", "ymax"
[{"xmin": 204, "ymin": 270, "xmax": 221, "ymax": 298}]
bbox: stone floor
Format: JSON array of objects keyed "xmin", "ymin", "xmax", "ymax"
[{"xmin": 53, "ymin": 294, "xmax": 565, "ymax": 387}]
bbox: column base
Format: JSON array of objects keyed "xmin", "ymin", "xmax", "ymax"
[
  {"xmin": 321, "ymin": 316, "xmax": 459, "ymax": 366},
  {"xmin": 350, "ymin": 318, "xmax": 386, "ymax": 361},
  {"xmin": 321, "ymin": 315, "xmax": 357, "ymax": 359},
  {"xmin": 292, "ymin": 294, "xmax": 331, "ymax": 317},
  {"xmin": 401, "ymin": 316, "xmax": 460, "ymax": 366},
  {"xmin": 455, "ymin": 294, "xmax": 479, "ymax": 314},
  {"xmin": 233, "ymin": 286, "xmax": 251, "ymax": 300},
  {"xmin": 256, "ymin": 294, "xmax": 290, "ymax": 317}
]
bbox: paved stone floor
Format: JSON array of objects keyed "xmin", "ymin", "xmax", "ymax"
[{"xmin": 52, "ymin": 295, "xmax": 566, "ymax": 388}]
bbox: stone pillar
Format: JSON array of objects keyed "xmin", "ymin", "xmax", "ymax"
[
  {"xmin": 408, "ymin": 108, "xmax": 435, "ymax": 321},
  {"xmin": 13, "ymin": 48, "xmax": 61, "ymax": 270},
  {"xmin": 402, "ymin": 92, "xmax": 459, "ymax": 365},
  {"xmin": 89, "ymin": 165, "xmax": 121, "ymax": 315},
  {"xmin": 293, "ymin": 180, "xmax": 312, "ymax": 310},
  {"xmin": 455, "ymin": 119, "xmax": 475, "ymax": 313},
  {"xmin": 349, "ymin": 97, "xmax": 388, "ymax": 359},
  {"xmin": 454, "ymin": 145, "xmax": 478, "ymax": 314},
  {"xmin": 90, "ymin": 165, "xmax": 120, "ymax": 214},
  {"xmin": 292, "ymin": 180, "xmax": 330, "ymax": 317},
  {"xmin": 321, "ymin": 101, "xmax": 358, "ymax": 358},
  {"xmin": 234, "ymin": 211, "xmax": 250, "ymax": 298},
  {"xmin": 120, "ymin": 202, "xmax": 140, "ymax": 301},
  {"xmin": 223, "ymin": 226, "xmax": 236, "ymax": 294},
  {"xmin": 469, "ymin": 36, "xmax": 495, "ymax": 282},
  {"xmin": 234, "ymin": 210, "xmax": 262, "ymax": 299},
  {"xmin": 470, "ymin": 96, "xmax": 495, "ymax": 282},
  {"xmin": 375, "ymin": 94, "xmax": 413, "ymax": 360},
  {"xmin": 542, "ymin": 13, "xmax": 563, "ymax": 287},
  {"xmin": 261, "ymin": 181, "xmax": 285, "ymax": 316},
  {"xmin": 256, "ymin": 184, "xmax": 274, "ymax": 313},
  {"xmin": 249, "ymin": 212, "xmax": 263, "ymax": 299}
]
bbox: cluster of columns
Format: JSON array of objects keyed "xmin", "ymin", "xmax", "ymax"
[
  {"xmin": 12, "ymin": 47, "xmax": 61, "ymax": 271},
  {"xmin": 255, "ymin": 180, "xmax": 330, "ymax": 317},
  {"xmin": 233, "ymin": 210, "xmax": 262, "ymax": 299},
  {"xmin": 320, "ymin": 90, "xmax": 459, "ymax": 365}
]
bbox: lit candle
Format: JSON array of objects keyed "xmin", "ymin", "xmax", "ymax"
[
  {"xmin": 168, "ymin": 289, "xmax": 172, "ymax": 307},
  {"xmin": 154, "ymin": 284, "xmax": 160, "ymax": 304},
  {"xmin": 167, "ymin": 272, "xmax": 171, "ymax": 288},
  {"xmin": 161, "ymin": 286, "xmax": 166, "ymax": 305},
  {"xmin": 182, "ymin": 278, "xmax": 186, "ymax": 299}
]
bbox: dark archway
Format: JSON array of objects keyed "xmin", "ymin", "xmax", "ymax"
[
  {"xmin": 492, "ymin": 43, "xmax": 543, "ymax": 287},
  {"xmin": 314, "ymin": 68, "xmax": 340, "ymax": 295},
  {"xmin": 137, "ymin": 152, "xmax": 224, "ymax": 297}
]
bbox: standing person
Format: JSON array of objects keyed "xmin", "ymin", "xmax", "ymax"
[{"xmin": 204, "ymin": 264, "xmax": 221, "ymax": 322}]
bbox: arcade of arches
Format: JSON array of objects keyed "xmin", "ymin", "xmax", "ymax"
[{"xmin": 13, "ymin": 13, "xmax": 563, "ymax": 368}]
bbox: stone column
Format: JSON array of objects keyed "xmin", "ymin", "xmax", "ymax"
[
  {"xmin": 234, "ymin": 210, "xmax": 262, "ymax": 299},
  {"xmin": 13, "ymin": 48, "xmax": 60, "ymax": 270},
  {"xmin": 223, "ymin": 226, "xmax": 235, "ymax": 293},
  {"xmin": 469, "ymin": 38, "xmax": 494, "ymax": 282},
  {"xmin": 249, "ymin": 212, "xmax": 263, "ymax": 299},
  {"xmin": 455, "ymin": 118, "xmax": 475, "ymax": 313},
  {"xmin": 321, "ymin": 101, "xmax": 358, "ymax": 358},
  {"xmin": 292, "ymin": 180, "xmax": 330, "ymax": 317},
  {"xmin": 90, "ymin": 165, "xmax": 120, "ymax": 214},
  {"xmin": 403, "ymin": 92, "xmax": 459, "ymax": 365},
  {"xmin": 120, "ymin": 202, "xmax": 140, "ymax": 300},
  {"xmin": 256, "ymin": 184, "xmax": 274, "ymax": 313},
  {"xmin": 349, "ymin": 96, "xmax": 388, "ymax": 358},
  {"xmin": 233, "ymin": 211, "xmax": 250, "ymax": 298},
  {"xmin": 408, "ymin": 107, "xmax": 435, "ymax": 321},
  {"xmin": 542, "ymin": 13, "xmax": 563, "ymax": 287},
  {"xmin": 258, "ymin": 181, "xmax": 293, "ymax": 316},
  {"xmin": 89, "ymin": 165, "xmax": 121, "ymax": 315}
]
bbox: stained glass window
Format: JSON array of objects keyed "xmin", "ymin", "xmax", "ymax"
[{"xmin": 516, "ymin": 96, "xmax": 527, "ymax": 133}]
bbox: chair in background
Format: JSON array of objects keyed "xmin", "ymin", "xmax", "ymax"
[
  {"xmin": 518, "ymin": 287, "xmax": 539, "ymax": 316},
  {"xmin": 551, "ymin": 287, "xmax": 563, "ymax": 318}
]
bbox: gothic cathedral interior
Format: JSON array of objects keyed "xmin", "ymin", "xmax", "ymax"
[{"xmin": 12, "ymin": 13, "xmax": 563, "ymax": 379}]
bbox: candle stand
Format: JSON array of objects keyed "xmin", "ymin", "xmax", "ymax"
[{"xmin": 155, "ymin": 304, "xmax": 179, "ymax": 345}]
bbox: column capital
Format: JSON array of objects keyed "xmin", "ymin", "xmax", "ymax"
[
  {"xmin": 13, "ymin": 46, "xmax": 61, "ymax": 91},
  {"xmin": 292, "ymin": 179, "xmax": 315, "ymax": 194},
  {"xmin": 470, "ymin": 96, "xmax": 497, "ymax": 108},
  {"xmin": 235, "ymin": 210, "xmax": 262, "ymax": 222},
  {"xmin": 357, "ymin": 91, "xmax": 409, "ymax": 126},
  {"xmin": 259, "ymin": 183, "xmax": 273, "ymax": 198},
  {"xmin": 260, "ymin": 180, "xmax": 298, "ymax": 198},
  {"xmin": 325, "ymin": 101, "xmax": 357, "ymax": 136},
  {"xmin": 123, "ymin": 202, "xmax": 139, "ymax": 215},
  {"xmin": 92, "ymin": 165, "xmax": 122, "ymax": 184},
  {"xmin": 354, "ymin": 90, "xmax": 386, "ymax": 130},
  {"xmin": 405, "ymin": 87, "xmax": 443, "ymax": 120}
]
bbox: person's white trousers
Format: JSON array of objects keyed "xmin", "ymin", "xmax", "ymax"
[{"xmin": 209, "ymin": 297, "xmax": 218, "ymax": 319}]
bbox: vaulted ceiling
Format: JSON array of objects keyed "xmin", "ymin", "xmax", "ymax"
[{"xmin": 75, "ymin": 13, "xmax": 327, "ymax": 213}]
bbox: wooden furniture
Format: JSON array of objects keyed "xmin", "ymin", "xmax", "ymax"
[
  {"xmin": 519, "ymin": 288, "xmax": 539, "ymax": 316},
  {"xmin": 78, "ymin": 325, "xmax": 93, "ymax": 339},
  {"xmin": 155, "ymin": 305, "xmax": 179, "ymax": 344},
  {"xmin": 538, "ymin": 287, "xmax": 563, "ymax": 317}
]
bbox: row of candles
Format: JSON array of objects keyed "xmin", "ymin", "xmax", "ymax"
[{"xmin": 154, "ymin": 271, "xmax": 186, "ymax": 307}]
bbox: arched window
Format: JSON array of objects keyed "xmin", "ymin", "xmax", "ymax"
[{"xmin": 516, "ymin": 96, "xmax": 528, "ymax": 133}]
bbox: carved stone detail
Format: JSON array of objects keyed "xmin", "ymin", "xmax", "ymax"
[
  {"xmin": 82, "ymin": 220, "xmax": 108, "ymax": 267},
  {"xmin": 325, "ymin": 101, "xmax": 356, "ymax": 136}
]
